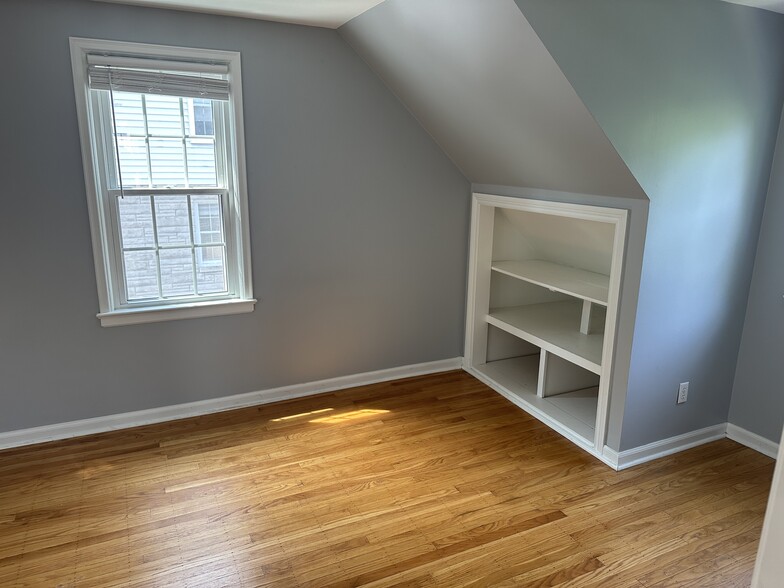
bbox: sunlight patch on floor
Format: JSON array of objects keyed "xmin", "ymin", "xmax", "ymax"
[{"xmin": 310, "ymin": 409, "xmax": 390, "ymax": 424}]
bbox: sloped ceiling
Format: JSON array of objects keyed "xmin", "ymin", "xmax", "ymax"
[
  {"xmin": 91, "ymin": 0, "xmax": 784, "ymax": 27},
  {"xmin": 91, "ymin": 0, "xmax": 386, "ymax": 28},
  {"xmin": 340, "ymin": 0, "xmax": 646, "ymax": 199},
  {"xmin": 515, "ymin": 0, "xmax": 784, "ymax": 450},
  {"xmin": 720, "ymin": 0, "xmax": 784, "ymax": 14}
]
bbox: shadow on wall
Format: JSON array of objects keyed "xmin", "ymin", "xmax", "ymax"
[{"xmin": 628, "ymin": 98, "xmax": 757, "ymax": 426}]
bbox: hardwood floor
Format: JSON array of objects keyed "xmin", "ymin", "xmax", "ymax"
[{"xmin": 0, "ymin": 370, "xmax": 774, "ymax": 587}]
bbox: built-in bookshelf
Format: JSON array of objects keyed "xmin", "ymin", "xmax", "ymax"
[{"xmin": 465, "ymin": 193, "xmax": 627, "ymax": 458}]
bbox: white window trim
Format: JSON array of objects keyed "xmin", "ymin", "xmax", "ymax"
[{"xmin": 70, "ymin": 37, "xmax": 255, "ymax": 327}]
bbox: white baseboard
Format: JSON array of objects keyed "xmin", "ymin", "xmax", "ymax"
[
  {"xmin": 727, "ymin": 423, "xmax": 780, "ymax": 459},
  {"xmin": 603, "ymin": 424, "xmax": 728, "ymax": 471},
  {"xmin": 0, "ymin": 357, "xmax": 463, "ymax": 450},
  {"xmin": 601, "ymin": 446, "xmax": 620, "ymax": 470},
  {"xmin": 602, "ymin": 423, "xmax": 779, "ymax": 471},
  {"xmin": 5, "ymin": 363, "xmax": 779, "ymax": 469}
]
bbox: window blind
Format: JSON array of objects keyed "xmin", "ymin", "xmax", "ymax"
[{"xmin": 88, "ymin": 65, "xmax": 230, "ymax": 101}]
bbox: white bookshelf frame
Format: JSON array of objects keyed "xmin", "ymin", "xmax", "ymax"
[{"xmin": 464, "ymin": 192, "xmax": 628, "ymax": 459}]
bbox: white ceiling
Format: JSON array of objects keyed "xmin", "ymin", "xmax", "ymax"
[
  {"xmin": 92, "ymin": 0, "xmax": 388, "ymax": 28},
  {"xmin": 720, "ymin": 0, "xmax": 784, "ymax": 14}
]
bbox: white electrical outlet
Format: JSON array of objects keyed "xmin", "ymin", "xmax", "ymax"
[{"xmin": 677, "ymin": 382, "xmax": 689, "ymax": 404}]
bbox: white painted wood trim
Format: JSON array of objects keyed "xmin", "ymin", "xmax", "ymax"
[
  {"xmin": 98, "ymin": 298, "xmax": 256, "ymax": 326},
  {"xmin": 602, "ymin": 423, "xmax": 779, "ymax": 471},
  {"xmin": 727, "ymin": 423, "xmax": 780, "ymax": 459},
  {"xmin": 71, "ymin": 38, "xmax": 113, "ymax": 313},
  {"xmin": 580, "ymin": 300, "xmax": 591, "ymax": 335},
  {"xmin": 594, "ymin": 204, "xmax": 627, "ymax": 452},
  {"xmin": 463, "ymin": 199, "xmax": 495, "ymax": 367},
  {"xmin": 601, "ymin": 446, "xmax": 620, "ymax": 470},
  {"xmin": 751, "ymin": 426, "xmax": 784, "ymax": 587},
  {"xmin": 0, "ymin": 358, "xmax": 463, "ymax": 450},
  {"xmin": 226, "ymin": 50, "xmax": 254, "ymax": 303},
  {"xmin": 463, "ymin": 196, "xmax": 482, "ymax": 367},
  {"xmin": 473, "ymin": 192, "xmax": 628, "ymax": 225},
  {"xmin": 605, "ymin": 424, "xmax": 728, "ymax": 470},
  {"xmin": 536, "ymin": 350, "xmax": 548, "ymax": 398}
]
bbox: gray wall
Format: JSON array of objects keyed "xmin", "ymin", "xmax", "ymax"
[
  {"xmin": 517, "ymin": 0, "xmax": 784, "ymax": 450},
  {"xmin": 340, "ymin": 0, "xmax": 645, "ymax": 199},
  {"xmin": 0, "ymin": 0, "xmax": 469, "ymax": 433},
  {"xmin": 731, "ymin": 105, "xmax": 784, "ymax": 443}
]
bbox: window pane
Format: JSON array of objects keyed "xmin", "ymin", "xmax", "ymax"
[
  {"xmin": 192, "ymin": 98, "xmax": 214, "ymax": 136},
  {"xmin": 116, "ymin": 137, "xmax": 150, "ymax": 188},
  {"xmin": 191, "ymin": 195, "xmax": 223, "ymax": 244},
  {"xmin": 124, "ymin": 250, "xmax": 159, "ymax": 300},
  {"xmin": 186, "ymin": 139, "xmax": 217, "ymax": 186},
  {"xmin": 196, "ymin": 246, "xmax": 227, "ymax": 294},
  {"xmin": 149, "ymin": 138, "xmax": 186, "ymax": 187},
  {"xmin": 153, "ymin": 196, "xmax": 191, "ymax": 246},
  {"xmin": 145, "ymin": 95, "xmax": 184, "ymax": 137},
  {"xmin": 112, "ymin": 92, "xmax": 145, "ymax": 137},
  {"xmin": 118, "ymin": 196, "xmax": 155, "ymax": 249},
  {"xmin": 160, "ymin": 248, "xmax": 195, "ymax": 297}
]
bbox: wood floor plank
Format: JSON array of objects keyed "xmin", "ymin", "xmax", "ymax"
[{"xmin": 0, "ymin": 370, "xmax": 773, "ymax": 587}]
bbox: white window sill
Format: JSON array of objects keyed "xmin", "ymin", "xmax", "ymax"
[{"xmin": 97, "ymin": 298, "xmax": 256, "ymax": 327}]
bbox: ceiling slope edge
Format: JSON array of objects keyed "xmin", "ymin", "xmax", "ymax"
[
  {"xmin": 339, "ymin": 0, "xmax": 647, "ymax": 200},
  {"xmin": 91, "ymin": 0, "xmax": 387, "ymax": 29}
]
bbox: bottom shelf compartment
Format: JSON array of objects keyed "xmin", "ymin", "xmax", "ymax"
[
  {"xmin": 474, "ymin": 355, "xmax": 597, "ymax": 445},
  {"xmin": 544, "ymin": 388, "xmax": 598, "ymax": 430}
]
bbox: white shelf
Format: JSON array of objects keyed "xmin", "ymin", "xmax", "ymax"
[
  {"xmin": 487, "ymin": 301, "xmax": 603, "ymax": 374},
  {"xmin": 481, "ymin": 353, "xmax": 540, "ymax": 395},
  {"xmin": 544, "ymin": 388, "xmax": 599, "ymax": 430},
  {"xmin": 492, "ymin": 260, "xmax": 609, "ymax": 306},
  {"xmin": 475, "ymin": 357, "xmax": 595, "ymax": 445}
]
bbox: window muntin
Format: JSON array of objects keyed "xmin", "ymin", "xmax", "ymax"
[{"xmin": 71, "ymin": 39, "xmax": 253, "ymax": 325}]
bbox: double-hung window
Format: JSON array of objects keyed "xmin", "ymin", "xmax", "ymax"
[{"xmin": 70, "ymin": 38, "xmax": 254, "ymax": 326}]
